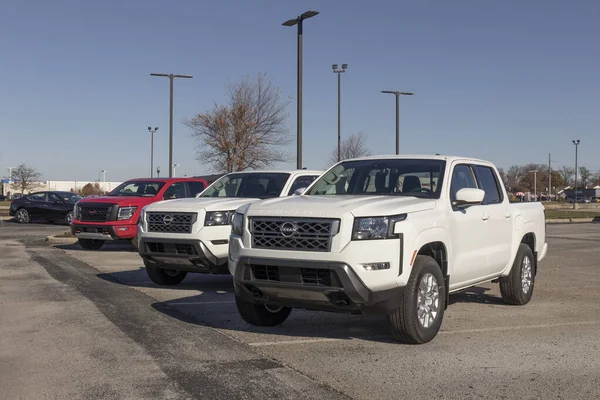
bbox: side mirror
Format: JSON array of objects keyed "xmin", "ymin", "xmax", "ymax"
[
  {"xmin": 293, "ymin": 187, "xmax": 307, "ymax": 196},
  {"xmin": 453, "ymin": 188, "xmax": 485, "ymax": 208}
]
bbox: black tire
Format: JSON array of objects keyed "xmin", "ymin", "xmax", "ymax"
[
  {"xmin": 78, "ymin": 238, "xmax": 105, "ymax": 250},
  {"xmin": 500, "ymin": 243, "xmax": 535, "ymax": 305},
  {"xmin": 387, "ymin": 255, "xmax": 446, "ymax": 344},
  {"xmin": 65, "ymin": 211, "xmax": 74, "ymax": 226},
  {"xmin": 130, "ymin": 233, "xmax": 139, "ymax": 252},
  {"xmin": 235, "ymin": 295, "xmax": 292, "ymax": 327},
  {"xmin": 16, "ymin": 208, "xmax": 30, "ymax": 224},
  {"xmin": 145, "ymin": 264, "xmax": 187, "ymax": 285}
]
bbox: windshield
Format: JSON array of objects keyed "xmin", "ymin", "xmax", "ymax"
[
  {"xmin": 306, "ymin": 159, "xmax": 446, "ymax": 199},
  {"xmin": 200, "ymin": 172, "xmax": 291, "ymax": 199},
  {"xmin": 57, "ymin": 192, "xmax": 83, "ymax": 203},
  {"xmin": 108, "ymin": 181, "xmax": 165, "ymax": 197}
]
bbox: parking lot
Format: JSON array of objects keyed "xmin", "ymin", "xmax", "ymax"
[{"xmin": 1, "ymin": 220, "xmax": 599, "ymax": 399}]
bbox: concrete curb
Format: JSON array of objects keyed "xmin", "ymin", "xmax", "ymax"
[
  {"xmin": 45, "ymin": 235, "xmax": 78, "ymax": 245},
  {"xmin": 546, "ymin": 218, "xmax": 598, "ymax": 224}
]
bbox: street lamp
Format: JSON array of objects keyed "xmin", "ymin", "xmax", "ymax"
[
  {"xmin": 573, "ymin": 139, "xmax": 580, "ymax": 209},
  {"xmin": 156, "ymin": 166, "xmax": 161, "ymax": 178},
  {"xmin": 173, "ymin": 163, "xmax": 180, "ymax": 177},
  {"xmin": 381, "ymin": 90, "xmax": 414, "ymax": 154},
  {"xmin": 332, "ymin": 63, "xmax": 347, "ymax": 162},
  {"xmin": 150, "ymin": 73, "xmax": 193, "ymax": 178},
  {"xmin": 528, "ymin": 170, "xmax": 538, "ymax": 201},
  {"xmin": 101, "ymin": 169, "xmax": 107, "ymax": 182},
  {"xmin": 282, "ymin": 10, "xmax": 319, "ymax": 169},
  {"xmin": 6, "ymin": 166, "xmax": 15, "ymax": 182},
  {"xmin": 147, "ymin": 127, "xmax": 158, "ymax": 177}
]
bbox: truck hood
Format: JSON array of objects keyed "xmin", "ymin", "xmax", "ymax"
[
  {"xmin": 145, "ymin": 197, "xmax": 257, "ymax": 212},
  {"xmin": 76, "ymin": 196, "xmax": 155, "ymax": 207},
  {"xmin": 245, "ymin": 195, "xmax": 436, "ymax": 218}
]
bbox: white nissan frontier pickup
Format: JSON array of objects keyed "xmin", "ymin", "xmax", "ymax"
[{"xmin": 228, "ymin": 155, "xmax": 548, "ymax": 344}]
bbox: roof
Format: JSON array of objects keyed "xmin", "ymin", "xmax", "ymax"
[
  {"xmin": 219, "ymin": 169, "xmax": 323, "ymax": 175},
  {"xmin": 344, "ymin": 154, "xmax": 494, "ymax": 165},
  {"xmin": 123, "ymin": 177, "xmax": 210, "ymax": 182}
]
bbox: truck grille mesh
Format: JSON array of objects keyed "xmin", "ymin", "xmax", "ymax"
[
  {"xmin": 147, "ymin": 212, "xmax": 196, "ymax": 234},
  {"xmin": 78, "ymin": 205, "xmax": 111, "ymax": 222},
  {"xmin": 251, "ymin": 218, "xmax": 337, "ymax": 252}
]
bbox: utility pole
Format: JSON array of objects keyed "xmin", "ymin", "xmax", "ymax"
[
  {"xmin": 173, "ymin": 163, "xmax": 180, "ymax": 177},
  {"xmin": 529, "ymin": 170, "xmax": 538, "ymax": 201},
  {"xmin": 101, "ymin": 170, "xmax": 106, "ymax": 182},
  {"xmin": 332, "ymin": 64, "xmax": 347, "ymax": 162},
  {"xmin": 548, "ymin": 153, "xmax": 551, "ymax": 201},
  {"xmin": 150, "ymin": 73, "xmax": 193, "ymax": 177},
  {"xmin": 573, "ymin": 139, "xmax": 580, "ymax": 209}
]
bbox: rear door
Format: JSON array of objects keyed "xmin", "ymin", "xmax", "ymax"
[
  {"xmin": 185, "ymin": 180, "xmax": 207, "ymax": 197},
  {"xmin": 472, "ymin": 164, "xmax": 513, "ymax": 274},
  {"xmin": 162, "ymin": 182, "xmax": 187, "ymax": 200},
  {"xmin": 286, "ymin": 174, "xmax": 319, "ymax": 196}
]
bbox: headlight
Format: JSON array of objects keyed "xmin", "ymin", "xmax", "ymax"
[
  {"xmin": 231, "ymin": 212, "xmax": 244, "ymax": 236},
  {"xmin": 117, "ymin": 206, "xmax": 138, "ymax": 220},
  {"xmin": 205, "ymin": 211, "xmax": 235, "ymax": 226},
  {"xmin": 352, "ymin": 214, "xmax": 407, "ymax": 240},
  {"xmin": 73, "ymin": 203, "xmax": 79, "ymax": 219}
]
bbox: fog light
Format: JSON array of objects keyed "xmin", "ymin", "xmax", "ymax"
[
  {"xmin": 117, "ymin": 227, "xmax": 129, "ymax": 231},
  {"xmin": 361, "ymin": 262, "xmax": 390, "ymax": 271}
]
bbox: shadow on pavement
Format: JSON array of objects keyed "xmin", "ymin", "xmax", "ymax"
[
  {"xmin": 54, "ymin": 241, "xmax": 135, "ymax": 252},
  {"xmin": 449, "ymin": 286, "xmax": 504, "ymax": 305}
]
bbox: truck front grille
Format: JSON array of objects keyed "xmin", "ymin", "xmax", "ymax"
[
  {"xmin": 251, "ymin": 218, "xmax": 338, "ymax": 252},
  {"xmin": 79, "ymin": 205, "xmax": 111, "ymax": 222},
  {"xmin": 147, "ymin": 212, "xmax": 197, "ymax": 234},
  {"xmin": 249, "ymin": 264, "xmax": 339, "ymax": 287},
  {"xmin": 146, "ymin": 242, "xmax": 196, "ymax": 255}
]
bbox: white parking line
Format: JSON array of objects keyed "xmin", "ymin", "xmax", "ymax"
[
  {"xmin": 168, "ymin": 301, "xmax": 236, "ymax": 305},
  {"xmin": 248, "ymin": 338, "xmax": 343, "ymax": 347},
  {"xmin": 439, "ymin": 320, "xmax": 600, "ymax": 334}
]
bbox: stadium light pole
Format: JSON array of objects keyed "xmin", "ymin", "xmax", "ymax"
[
  {"xmin": 173, "ymin": 163, "xmax": 180, "ymax": 177},
  {"xmin": 381, "ymin": 90, "xmax": 414, "ymax": 154},
  {"xmin": 573, "ymin": 139, "xmax": 580, "ymax": 209},
  {"xmin": 147, "ymin": 127, "xmax": 158, "ymax": 177},
  {"xmin": 332, "ymin": 63, "xmax": 347, "ymax": 162},
  {"xmin": 150, "ymin": 73, "xmax": 193, "ymax": 177},
  {"xmin": 282, "ymin": 10, "xmax": 319, "ymax": 169}
]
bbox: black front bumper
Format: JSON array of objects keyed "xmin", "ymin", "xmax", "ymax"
[
  {"xmin": 71, "ymin": 224, "xmax": 119, "ymax": 240},
  {"xmin": 138, "ymin": 237, "xmax": 228, "ymax": 274},
  {"xmin": 233, "ymin": 257, "xmax": 404, "ymax": 316}
]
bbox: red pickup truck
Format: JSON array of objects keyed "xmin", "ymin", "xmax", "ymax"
[{"xmin": 71, "ymin": 177, "xmax": 209, "ymax": 250}]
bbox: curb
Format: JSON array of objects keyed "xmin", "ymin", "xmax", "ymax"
[
  {"xmin": 45, "ymin": 235, "xmax": 79, "ymax": 245},
  {"xmin": 546, "ymin": 218, "xmax": 597, "ymax": 224}
]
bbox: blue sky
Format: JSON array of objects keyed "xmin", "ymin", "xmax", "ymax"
[{"xmin": 1, "ymin": 0, "xmax": 599, "ymax": 181}]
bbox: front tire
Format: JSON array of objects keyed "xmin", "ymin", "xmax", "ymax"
[
  {"xmin": 65, "ymin": 211, "xmax": 74, "ymax": 226},
  {"xmin": 387, "ymin": 255, "xmax": 446, "ymax": 344},
  {"xmin": 78, "ymin": 238, "xmax": 105, "ymax": 250},
  {"xmin": 145, "ymin": 264, "xmax": 187, "ymax": 285},
  {"xmin": 16, "ymin": 208, "xmax": 30, "ymax": 224},
  {"xmin": 235, "ymin": 295, "xmax": 292, "ymax": 327},
  {"xmin": 500, "ymin": 243, "xmax": 535, "ymax": 305}
]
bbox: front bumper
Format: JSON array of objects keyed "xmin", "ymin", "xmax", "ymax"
[
  {"xmin": 138, "ymin": 236, "xmax": 228, "ymax": 273},
  {"xmin": 71, "ymin": 223, "xmax": 137, "ymax": 240},
  {"xmin": 232, "ymin": 256, "xmax": 404, "ymax": 315}
]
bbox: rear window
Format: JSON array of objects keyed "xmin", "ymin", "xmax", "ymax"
[{"xmin": 108, "ymin": 181, "xmax": 165, "ymax": 197}]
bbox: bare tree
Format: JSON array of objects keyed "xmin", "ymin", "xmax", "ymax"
[
  {"xmin": 327, "ymin": 132, "xmax": 372, "ymax": 166},
  {"xmin": 558, "ymin": 166, "xmax": 574, "ymax": 187},
  {"xmin": 579, "ymin": 166, "xmax": 592, "ymax": 188},
  {"xmin": 9, "ymin": 163, "xmax": 42, "ymax": 194},
  {"xmin": 185, "ymin": 73, "xmax": 291, "ymax": 173},
  {"xmin": 506, "ymin": 165, "xmax": 524, "ymax": 192}
]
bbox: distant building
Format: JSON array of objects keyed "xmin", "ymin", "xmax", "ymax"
[{"xmin": 1, "ymin": 180, "xmax": 122, "ymax": 196}]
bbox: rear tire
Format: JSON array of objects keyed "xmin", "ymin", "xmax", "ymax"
[
  {"xmin": 500, "ymin": 243, "xmax": 535, "ymax": 305},
  {"xmin": 16, "ymin": 208, "xmax": 30, "ymax": 224},
  {"xmin": 78, "ymin": 238, "xmax": 105, "ymax": 250},
  {"xmin": 145, "ymin": 264, "xmax": 187, "ymax": 285},
  {"xmin": 235, "ymin": 295, "xmax": 292, "ymax": 327},
  {"xmin": 387, "ymin": 255, "xmax": 446, "ymax": 344}
]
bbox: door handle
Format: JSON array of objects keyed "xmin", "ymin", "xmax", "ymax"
[
  {"xmin": 481, "ymin": 213, "xmax": 490, "ymax": 221},
  {"xmin": 505, "ymin": 212, "xmax": 511, "ymax": 219}
]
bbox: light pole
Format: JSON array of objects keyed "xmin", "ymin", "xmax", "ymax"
[
  {"xmin": 156, "ymin": 166, "xmax": 161, "ymax": 178},
  {"xmin": 381, "ymin": 90, "xmax": 414, "ymax": 154},
  {"xmin": 147, "ymin": 127, "xmax": 158, "ymax": 177},
  {"xmin": 573, "ymin": 139, "xmax": 580, "ymax": 209},
  {"xmin": 529, "ymin": 170, "xmax": 538, "ymax": 201},
  {"xmin": 150, "ymin": 73, "xmax": 193, "ymax": 178},
  {"xmin": 173, "ymin": 163, "xmax": 180, "ymax": 177},
  {"xmin": 282, "ymin": 10, "xmax": 319, "ymax": 169},
  {"xmin": 6, "ymin": 166, "xmax": 15, "ymax": 182},
  {"xmin": 332, "ymin": 63, "xmax": 347, "ymax": 162}
]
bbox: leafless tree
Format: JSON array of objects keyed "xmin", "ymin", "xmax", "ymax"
[
  {"xmin": 9, "ymin": 163, "xmax": 42, "ymax": 194},
  {"xmin": 327, "ymin": 132, "xmax": 372, "ymax": 167},
  {"xmin": 578, "ymin": 166, "xmax": 592, "ymax": 188},
  {"xmin": 506, "ymin": 165, "xmax": 524, "ymax": 192},
  {"xmin": 185, "ymin": 73, "xmax": 291, "ymax": 173},
  {"xmin": 558, "ymin": 166, "xmax": 574, "ymax": 187}
]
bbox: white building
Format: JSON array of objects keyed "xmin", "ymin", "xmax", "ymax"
[{"xmin": 1, "ymin": 180, "xmax": 122, "ymax": 196}]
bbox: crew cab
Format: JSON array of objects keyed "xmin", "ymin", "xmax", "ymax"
[
  {"xmin": 71, "ymin": 177, "xmax": 209, "ymax": 250},
  {"xmin": 228, "ymin": 155, "xmax": 548, "ymax": 344},
  {"xmin": 137, "ymin": 170, "xmax": 322, "ymax": 285}
]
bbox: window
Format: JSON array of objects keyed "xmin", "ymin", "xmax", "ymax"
[
  {"xmin": 27, "ymin": 193, "xmax": 47, "ymax": 202},
  {"xmin": 48, "ymin": 193, "xmax": 62, "ymax": 203},
  {"xmin": 287, "ymin": 175, "xmax": 318, "ymax": 195},
  {"xmin": 306, "ymin": 159, "xmax": 446, "ymax": 199},
  {"xmin": 163, "ymin": 182, "xmax": 187, "ymax": 200},
  {"xmin": 56, "ymin": 192, "xmax": 83, "ymax": 203},
  {"xmin": 450, "ymin": 165, "xmax": 478, "ymax": 201},
  {"xmin": 186, "ymin": 181, "xmax": 206, "ymax": 197},
  {"xmin": 474, "ymin": 165, "xmax": 503, "ymax": 204},
  {"xmin": 200, "ymin": 173, "xmax": 291, "ymax": 199},
  {"xmin": 108, "ymin": 181, "xmax": 164, "ymax": 197}
]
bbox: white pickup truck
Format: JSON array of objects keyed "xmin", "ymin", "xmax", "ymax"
[
  {"xmin": 228, "ymin": 155, "xmax": 548, "ymax": 344},
  {"xmin": 137, "ymin": 169, "xmax": 322, "ymax": 285}
]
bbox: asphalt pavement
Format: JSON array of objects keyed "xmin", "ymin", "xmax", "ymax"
[{"xmin": 1, "ymin": 221, "xmax": 599, "ymax": 399}]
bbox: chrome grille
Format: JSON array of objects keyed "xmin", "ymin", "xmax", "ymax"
[
  {"xmin": 251, "ymin": 218, "xmax": 338, "ymax": 252},
  {"xmin": 79, "ymin": 205, "xmax": 111, "ymax": 222},
  {"xmin": 147, "ymin": 212, "xmax": 196, "ymax": 233}
]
